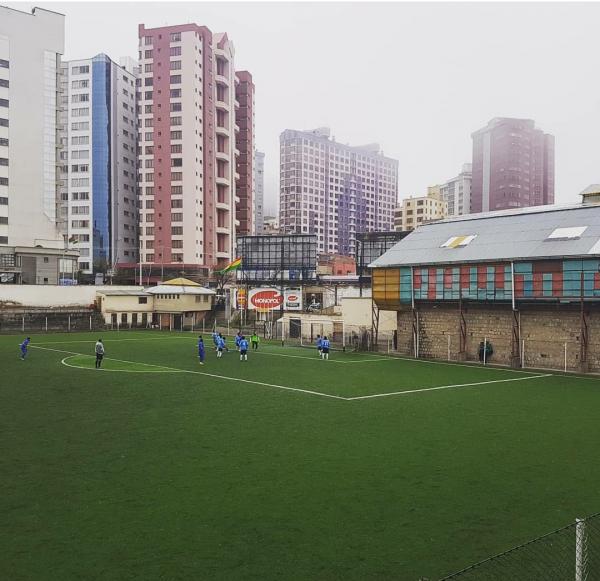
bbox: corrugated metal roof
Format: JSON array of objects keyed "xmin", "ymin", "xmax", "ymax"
[
  {"xmin": 371, "ymin": 204, "xmax": 600, "ymax": 268},
  {"xmin": 146, "ymin": 285, "xmax": 215, "ymax": 295},
  {"xmin": 98, "ymin": 290, "xmax": 149, "ymax": 297}
]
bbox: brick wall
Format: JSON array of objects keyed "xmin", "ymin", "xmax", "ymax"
[{"xmin": 396, "ymin": 302, "xmax": 600, "ymax": 372}]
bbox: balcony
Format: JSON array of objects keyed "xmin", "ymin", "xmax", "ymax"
[
  {"xmin": 215, "ymin": 125, "xmax": 230, "ymax": 137},
  {"xmin": 215, "ymin": 150, "xmax": 230, "ymax": 162},
  {"xmin": 216, "ymin": 201, "xmax": 230, "ymax": 211},
  {"xmin": 216, "ymin": 99, "xmax": 230, "ymax": 112},
  {"xmin": 234, "ymin": 123, "xmax": 240, "ymax": 133},
  {"xmin": 215, "ymin": 74, "xmax": 229, "ymax": 86},
  {"xmin": 216, "ymin": 250, "xmax": 230, "ymax": 259},
  {"xmin": 216, "ymin": 175, "xmax": 230, "ymax": 186},
  {"xmin": 216, "ymin": 226, "xmax": 230, "ymax": 235}
]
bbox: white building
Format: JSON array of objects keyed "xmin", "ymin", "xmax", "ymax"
[
  {"xmin": 254, "ymin": 150, "xmax": 265, "ymax": 234},
  {"xmin": 279, "ymin": 128, "xmax": 398, "ymax": 255},
  {"xmin": 440, "ymin": 163, "xmax": 472, "ymax": 217},
  {"xmin": 0, "ymin": 6, "xmax": 65, "ymax": 249},
  {"xmin": 57, "ymin": 54, "xmax": 139, "ymax": 275}
]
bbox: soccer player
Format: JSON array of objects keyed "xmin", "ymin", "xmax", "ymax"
[
  {"xmin": 321, "ymin": 336, "xmax": 330, "ymax": 360},
  {"xmin": 216, "ymin": 334, "xmax": 225, "ymax": 358},
  {"xmin": 316, "ymin": 334, "xmax": 323, "ymax": 357},
  {"xmin": 235, "ymin": 331, "xmax": 242, "ymax": 351},
  {"xmin": 250, "ymin": 332, "xmax": 260, "ymax": 350},
  {"xmin": 197, "ymin": 336, "xmax": 205, "ymax": 365},
  {"xmin": 239, "ymin": 335, "xmax": 249, "ymax": 362},
  {"xmin": 19, "ymin": 337, "xmax": 31, "ymax": 360},
  {"xmin": 212, "ymin": 331, "xmax": 219, "ymax": 350},
  {"xmin": 95, "ymin": 338, "xmax": 105, "ymax": 369}
]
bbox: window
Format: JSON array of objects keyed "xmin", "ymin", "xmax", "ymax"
[
  {"xmin": 145, "ymin": 186, "xmax": 154, "ymax": 195},
  {"xmin": 170, "ymin": 116, "xmax": 182, "ymax": 126},
  {"xmin": 170, "ymin": 61, "xmax": 182, "ymax": 70},
  {"xmin": 0, "ymin": 216, "xmax": 7, "ymax": 225},
  {"xmin": 71, "ymin": 220, "xmax": 90, "ymax": 228},
  {"xmin": 144, "ymin": 77, "xmax": 153, "ymax": 86},
  {"xmin": 144, "ymin": 63, "xmax": 153, "ymax": 73},
  {"xmin": 72, "ymin": 136, "xmax": 89, "ymax": 145},
  {"xmin": 145, "ymin": 146, "xmax": 154, "ymax": 154},
  {"xmin": 145, "ymin": 173, "xmax": 154, "ymax": 182},
  {"xmin": 0, "ymin": 59, "xmax": 8, "ymax": 69},
  {"xmin": 146, "ymin": 200, "xmax": 154, "ymax": 209},
  {"xmin": 0, "ymin": 138, "xmax": 6, "ymax": 147},
  {"xmin": 170, "ymin": 46, "xmax": 182, "ymax": 56},
  {"xmin": 0, "ymin": 196, "xmax": 8, "ymax": 204},
  {"xmin": 172, "ymin": 254, "xmax": 184, "ymax": 263},
  {"xmin": 145, "ymin": 132, "xmax": 154, "ymax": 141},
  {"xmin": 171, "ymin": 199, "xmax": 183, "ymax": 208},
  {"xmin": 170, "ymin": 102, "xmax": 182, "ymax": 112},
  {"xmin": 171, "ymin": 213, "xmax": 183, "ymax": 222},
  {"xmin": 0, "ymin": 236, "xmax": 7, "ymax": 244},
  {"xmin": 171, "ymin": 172, "xmax": 182, "ymax": 181},
  {"xmin": 72, "ymin": 107, "xmax": 89, "ymax": 117},
  {"xmin": 170, "ymin": 89, "xmax": 181, "ymax": 98},
  {"xmin": 172, "ymin": 186, "xmax": 183, "ymax": 195},
  {"xmin": 146, "ymin": 240, "xmax": 154, "ymax": 249},
  {"xmin": 0, "ymin": 158, "xmax": 7, "ymax": 166},
  {"xmin": 170, "ymin": 32, "xmax": 181, "ymax": 42},
  {"xmin": 71, "ymin": 164, "xmax": 89, "ymax": 173},
  {"xmin": 171, "ymin": 158, "xmax": 182, "ymax": 167},
  {"xmin": 0, "ymin": 79, "xmax": 8, "ymax": 88},
  {"xmin": 71, "ymin": 150, "xmax": 89, "ymax": 160},
  {"xmin": 146, "ymin": 227, "xmax": 154, "ymax": 235},
  {"xmin": 170, "ymin": 75, "xmax": 181, "ymax": 84},
  {"xmin": 145, "ymin": 91, "xmax": 153, "ymax": 100},
  {"xmin": 145, "ymin": 104, "xmax": 153, "ymax": 114},
  {"xmin": 0, "ymin": 98, "xmax": 8, "ymax": 108},
  {"xmin": 144, "ymin": 36, "xmax": 153, "ymax": 45},
  {"xmin": 71, "ymin": 65, "xmax": 90, "ymax": 74},
  {"xmin": 547, "ymin": 226, "xmax": 588, "ymax": 240},
  {"xmin": 71, "ymin": 93, "xmax": 89, "ymax": 103},
  {"xmin": 146, "ymin": 254, "xmax": 155, "ymax": 262},
  {"xmin": 172, "ymin": 239, "xmax": 183, "ymax": 248},
  {"xmin": 72, "ymin": 122, "xmax": 89, "ymax": 131},
  {"xmin": 171, "ymin": 226, "xmax": 183, "ymax": 235},
  {"xmin": 72, "ymin": 206, "xmax": 89, "ymax": 215},
  {"xmin": 0, "ymin": 118, "xmax": 7, "ymax": 127},
  {"xmin": 170, "ymin": 130, "xmax": 182, "ymax": 140},
  {"xmin": 138, "ymin": 297, "xmax": 148, "ymax": 304},
  {"xmin": 144, "ymin": 118, "xmax": 154, "ymax": 128}
]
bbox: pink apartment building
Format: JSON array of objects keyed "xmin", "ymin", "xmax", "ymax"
[{"xmin": 137, "ymin": 24, "xmax": 254, "ymax": 276}]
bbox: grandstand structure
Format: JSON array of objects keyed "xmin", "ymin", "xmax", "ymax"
[{"xmin": 371, "ymin": 203, "xmax": 600, "ymax": 372}]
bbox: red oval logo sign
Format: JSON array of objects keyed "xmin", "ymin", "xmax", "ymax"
[
  {"xmin": 287, "ymin": 294, "xmax": 298, "ymax": 301},
  {"xmin": 250, "ymin": 290, "xmax": 283, "ymax": 309}
]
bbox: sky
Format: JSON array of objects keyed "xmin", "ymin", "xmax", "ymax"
[{"xmin": 11, "ymin": 1, "xmax": 600, "ymax": 214}]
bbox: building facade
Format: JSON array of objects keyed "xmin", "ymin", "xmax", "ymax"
[
  {"xmin": 58, "ymin": 55, "xmax": 139, "ymax": 275},
  {"xmin": 471, "ymin": 117, "xmax": 554, "ymax": 213},
  {"xmin": 440, "ymin": 163, "xmax": 472, "ymax": 217},
  {"xmin": 254, "ymin": 150, "xmax": 265, "ymax": 235},
  {"xmin": 0, "ymin": 6, "xmax": 65, "ymax": 249},
  {"xmin": 394, "ymin": 188, "xmax": 447, "ymax": 232},
  {"xmin": 235, "ymin": 70, "xmax": 255, "ymax": 236},
  {"xmin": 137, "ymin": 24, "xmax": 250, "ymax": 274},
  {"xmin": 279, "ymin": 127, "xmax": 398, "ymax": 256}
]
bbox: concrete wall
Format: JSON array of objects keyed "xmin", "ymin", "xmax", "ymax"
[
  {"xmin": 0, "ymin": 284, "xmax": 141, "ymax": 307},
  {"xmin": 395, "ymin": 302, "xmax": 600, "ymax": 372},
  {"xmin": 341, "ymin": 297, "xmax": 396, "ymax": 332}
]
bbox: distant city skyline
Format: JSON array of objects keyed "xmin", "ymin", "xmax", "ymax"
[{"xmin": 8, "ymin": 1, "xmax": 600, "ymax": 216}]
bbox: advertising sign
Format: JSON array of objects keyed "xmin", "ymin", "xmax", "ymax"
[
  {"xmin": 284, "ymin": 289, "xmax": 302, "ymax": 311},
  {"xmin": 236, "ymin": 288, "xmax": 247, "ymax": 310},
  {"xmin": 248, "ymin": 288, "xmax": 284, "ymax": 311}
]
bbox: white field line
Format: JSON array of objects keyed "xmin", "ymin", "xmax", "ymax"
[
  {"xmin": 31, "ymin": 345, "xmax": 346, "ymax": 401},
  {"xmin": 346, "ymin": 374, "xmax": 553, "ymax": 401},
  {"xmin": 61, "ymin": 356, "xmax": 181, "ymax": 374}
]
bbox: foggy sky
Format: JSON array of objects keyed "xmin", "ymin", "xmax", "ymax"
[{"xmin": 11, "ymin": 1, "xmax": 600, "ymax": 214}]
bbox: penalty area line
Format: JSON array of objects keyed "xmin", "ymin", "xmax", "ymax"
[
  {"xmin": 346, "ymin": 374, "xmax": 552, "ymax": 400},
  {"xmin": 31, "ymin": 345, "xmax": 346, "ymax": 401}
]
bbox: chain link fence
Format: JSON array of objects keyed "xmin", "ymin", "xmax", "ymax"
[
  {"xmin": 0, "ymin": 309, "xmax": 103, "ymax": 333},
  {"xmin": 437, "ymin": 513, "xmax": 600, "ymax": 581}
]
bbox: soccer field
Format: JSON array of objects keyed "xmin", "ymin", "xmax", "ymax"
[{"xmin": 2, "ymin": 330, "xmax": 600, "ymax": 580}]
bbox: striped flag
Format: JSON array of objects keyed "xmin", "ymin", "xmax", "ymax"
[{"xmin": 218, "ymin": 257, "xmax": 242, "ymax": 274}]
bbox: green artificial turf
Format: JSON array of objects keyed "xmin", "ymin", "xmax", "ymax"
[{"xmin": 1, "ymin": 330, "xmax": 599, "ymax": 580}]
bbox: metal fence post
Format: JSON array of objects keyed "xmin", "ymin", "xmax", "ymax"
[
  {"xmin": 483, "ymin": 336, "xmax": 487, "ymax": 365},
  {"xmin": 564, "ymin": 342, "xmax": 568, "ymax": 373},
  {"xmin": 45, "ymin": 317, "xmax": 48, "ymax": 332},
  {"xmin": 22, "ymin": 315, "xmax": 25, "ymax": 332},
  {"xmin": 575, "ymin": 517, "xmax": 586, "ymax": 581},
  {"xmin": 89, "ymin": 315, "xmax": 92, "ymax": 331},
  {"xmin": 447, "ymin": 335, "xmax": 451, "ymax": 361},
  {"xmin": 68, "ymin": 315, "xmax": 71, "ymax": 332}
]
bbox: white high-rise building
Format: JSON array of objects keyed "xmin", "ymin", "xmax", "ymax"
[
  {"xmin": 440, "ymin": 163, "xmax": 472, "ymax": 217},
  {"xmin": 0, "ymin": 6, "xmax": 65, "ymax": 248},
  {"xmin": 254, "ymin": 150, "xmax": 265, "ymax": 234},
  {"xmin": 279, "ymin": 128, "xmax": 398, "ymax": 255},
  {"xmin": 57, "ymin": 54, "xmax": 139, "ymax": 275}
]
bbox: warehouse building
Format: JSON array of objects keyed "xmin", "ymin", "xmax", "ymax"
[{"xmin": 371, "ymin": 204, "xmax": 600, "ymax": 372}]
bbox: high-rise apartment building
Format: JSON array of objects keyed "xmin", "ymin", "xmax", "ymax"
[
  {"xmin": 137, "ymin": 24, "xmax": 252, "ymax": 274},
  {"xmin": 58, "ymin": 55, "xmax": 139, "ymax": 275},
  {"xmin": 394, "ymin": 187, "xmax": 447, "ymax": 232},
  {"xmin": 254, "ymin": 151, "xmax": 265, "ymax": 235},
  {"xmin": 0, "ymin": 6, "xmax": 65, "ymax": 248},
  {"xmin": 471, "ymin": 118, "xmax": 554, "ymax": 213},
  {"xmin": 441, "ymin": 163, "xmax": 472, "ymax": 217},
  {"xmin": 279, "ymin": 128, "xmax": 398, "ymax": 255},
  {"xmin": 235, "ymin": 70, "xmax": 254, "ymax": 236}
]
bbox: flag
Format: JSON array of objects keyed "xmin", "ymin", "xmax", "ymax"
[{"xmin": 218, "ymin": 257, "xmax": 242, "ymax": 274}]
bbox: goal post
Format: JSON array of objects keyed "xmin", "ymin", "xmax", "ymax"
[{"xmin": 276, "ymin": 316, "xmax": 347, "ymax": 350}]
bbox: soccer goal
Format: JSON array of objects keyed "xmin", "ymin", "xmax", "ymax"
[{"xmin": 275, "ymin": 317, "xmax": 347, "ymax": 350}]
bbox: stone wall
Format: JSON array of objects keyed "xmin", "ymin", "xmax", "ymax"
[{"xmin": 395, "ymin": 302, "xmax": 600, "ymax": 372}]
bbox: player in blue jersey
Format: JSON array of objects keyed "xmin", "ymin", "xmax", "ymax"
[
  {"xmin": 197, "ymin": 336, "xmax": 205, "ymax": 365},
  {"xmin": 316, "ymin": 334, "xmax": 323, "ymax": 357},
  {"xmin": 235, "ymin": 331, "xmax": 242, "ymax": 351},
  {"xmin": 321, "ymin": 336, "xmax": 330, "ymax": 360},
  {"xmin": 212, "ymin": 331, "xmax": 219, "ymax": 350},
  {"xmin": 20, "ymin": 337, "xmax": 31, "ymax": 360},
  {"xmin": 216, "ymin": 334, "xmax": 226, "ymax": 358},
  {"xmin": 239, "ymin": 335, "xmax": 249, "ymax": 362}
]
